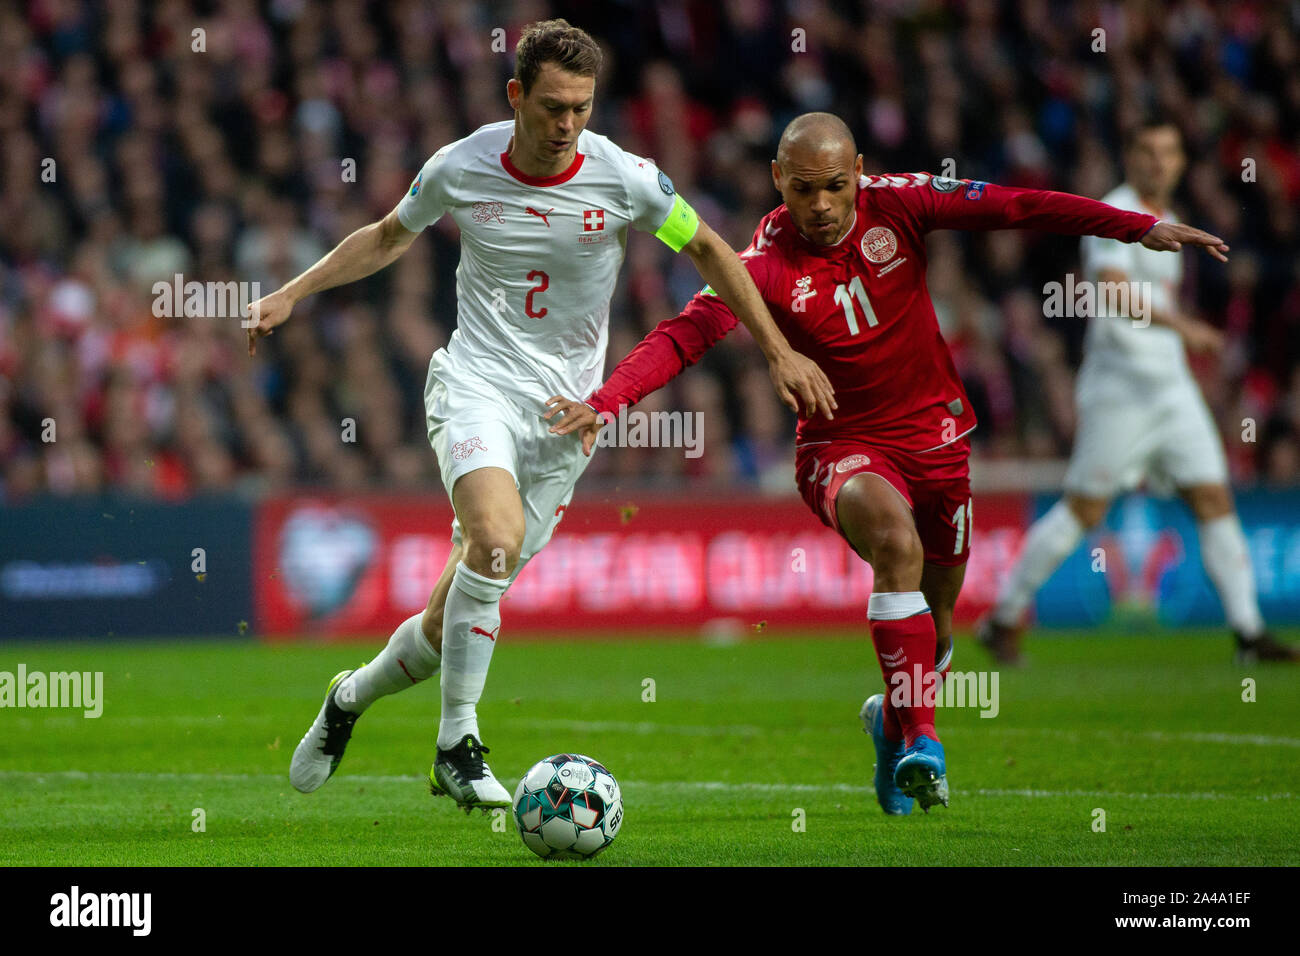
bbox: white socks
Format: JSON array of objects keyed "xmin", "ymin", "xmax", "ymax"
[
  {"xmin": 336, "ymin": 612, "xmax": 440, "ymax": 714},
  {"xmin": 1198, "ymin": 514, "xmax": 1264, "ymax": 638},
  {"xmin": 438, "ymin": 562, "xmax": 510, "ymax": 749},
  {"xmin": 867, "ymin": 590, "xmax": 930, "ymax": 620},
  {"xmin": 993, "ymin": 500, "xmax": 1084, "ymax": 627}
]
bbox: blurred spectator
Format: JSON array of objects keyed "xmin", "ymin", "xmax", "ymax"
[{"xmin": 1, "ymin": 0, "xmax": 1297, "ymax": 501}]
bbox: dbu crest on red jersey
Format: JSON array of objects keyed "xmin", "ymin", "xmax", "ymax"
[{"xmin": 861, "ymin": 227, "xmax": 898, "ymax": 263}]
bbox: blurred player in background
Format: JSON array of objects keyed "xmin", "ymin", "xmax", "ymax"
[
  {"xmin": 981, "ymin": 121, "xmax": 1299, "ymax": 666},
  {"xmin": 246, "ymin": 20, "xmax": 833, "ymax": 811},
  {"xmin": 548, "ymin": 112, "xmax": 1230, "ymax": 814}
]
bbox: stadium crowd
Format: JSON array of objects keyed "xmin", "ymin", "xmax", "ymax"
[{"xmin": 1, "ymin": 0, "xmax": 1297, "ymax": 500}]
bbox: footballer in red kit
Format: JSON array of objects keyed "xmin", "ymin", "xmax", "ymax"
[{"xmin": 545, "ymin": 112, "xmax": 1230, "ymax": 814}]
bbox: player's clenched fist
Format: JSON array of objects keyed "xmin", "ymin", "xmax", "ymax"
[{"xmin": 246, "ymin": 289, "xmax": 296, "ymax": 356}]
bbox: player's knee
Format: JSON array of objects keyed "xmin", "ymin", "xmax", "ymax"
[
  {"xmin": 462, "ymin": 524, "xmax": 524, "ymax": 578},
  {"xmin": 866, "ymin": 525, "xmax": 924, "ymax": 579}
]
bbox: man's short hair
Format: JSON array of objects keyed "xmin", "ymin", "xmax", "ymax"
[
  {"xmin": 1124, "ymin": 118, "xmax": 1182, "ymax": 151},
  {"xmin": 515, "ymin": 19, "xmax": 602, "ymax": 94}
]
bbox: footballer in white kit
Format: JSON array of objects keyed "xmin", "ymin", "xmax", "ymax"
[
  {"xmin": 397, "ymin": 117, "xmax": 698, "ymax": 579},
  {"xmin": 983, "ymin": 120, "xmax": 1297, "ymax": 665},
  {"xmin": 248, "ymin": 19, "xmax": 836, "ymax": 810},
  {"xmin": 1066, "ymin": 181, "xmax": 1225, "ymax": 498}
]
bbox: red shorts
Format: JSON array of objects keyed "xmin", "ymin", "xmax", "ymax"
[{"xmin": 794, "ymin": 436, "xmax": 973, "ymax": 567}]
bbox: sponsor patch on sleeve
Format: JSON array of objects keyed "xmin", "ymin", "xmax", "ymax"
[
  {"xmin": 964, "ymin": 180, "xmax": 987, "ymax": 201},
  {"xmin": 929, "ymin": 175, "xmax": 962, "ymax": 192}
]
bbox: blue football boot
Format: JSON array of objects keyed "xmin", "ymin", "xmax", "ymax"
[
  {"xmin": 893, "ymin": 734, "xmax": 949, "ymax": 812},
  {"xmin": 859, "ymin": 694, "xmax": 913, "ymax": 816}
]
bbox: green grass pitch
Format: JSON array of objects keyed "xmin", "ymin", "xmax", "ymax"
[{"xmin": 3, "ymin": 629, "xmax": 1297, "ymax": 866}]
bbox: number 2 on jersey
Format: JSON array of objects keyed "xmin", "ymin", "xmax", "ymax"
[
  {"xmin": 526, "ymin": 270, "xmax": 549, "ymax": 318},
  {"xmin": 833, "ymin": 276, "xmax": 879, "ymax": 335}
]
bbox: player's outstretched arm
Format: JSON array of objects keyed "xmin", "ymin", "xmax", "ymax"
[
  {"xmin": 909, "ymin": 176, "xmax": 1229, "ymax": 259},
  {"xmin": 546, "ymin": 277, "xmax": 745, "ymax": 455},
  {"xmin": 681, "ymin": 221, "xmax": 836, "ymax": 420},
  {"xmin": 246, "ymin": 208, "xmax": 419, "ymax": 355}
]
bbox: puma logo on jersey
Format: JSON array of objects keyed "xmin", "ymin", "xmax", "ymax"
[
  {"xmin": 525, "ymin": 206, "xmax": 554, "ymax": 227},
  {"xmin": 452, "ymin": 437, "xmax": 488, "ymax": 460},
  {"xmin": 470, "ymin": 625, "xmax": 500, "ymax": 642}
]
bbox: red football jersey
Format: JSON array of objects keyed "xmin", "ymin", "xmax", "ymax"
[{"xmin": 590, "ymin": 172, "xmax": 1159, "ymax": 453}]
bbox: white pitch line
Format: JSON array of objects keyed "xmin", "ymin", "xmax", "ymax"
[
  {"xmin": 1, "ymin": 715, "xmax": 767, "ymax": 737},
  {"xmin": 0, "ymin": 770, "xmax": 1291, "ymax": 802},
  {"xmin": 1138, "ymin": 730, "xmax": 1300, "ymax": 749},
  {"xmin": 956, "ymin": 727, "xmax": 1300, "ymax": 749},
  {"xmin": 505, "ymin": 718, "xmax": 766, "ymax": 737},
  {"xmin": 8, "ymin": 715, "xmax": 1297, "ymax": 749}
]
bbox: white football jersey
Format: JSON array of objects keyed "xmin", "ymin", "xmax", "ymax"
[
  {"xmin": 397, "ymin": 121, "xmax": 698, "ymax": 414},
  {"xmin": 1079, "ymin": 183, "xmax": 1187, "ymax": 383}
]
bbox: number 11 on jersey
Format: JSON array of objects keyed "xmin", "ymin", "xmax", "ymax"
[{"xmin": 833, "ymin": 276, "xmax": 879, "ymax": 335}]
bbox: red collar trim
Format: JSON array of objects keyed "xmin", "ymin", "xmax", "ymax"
[{"xmin": 500, "ymin": 149, "xmax": 585, "ymax": 187}]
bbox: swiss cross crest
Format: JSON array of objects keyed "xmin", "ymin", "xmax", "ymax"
[{"xmin": 583, "ymin": 209, "xmax": 605, "ymax": 231}]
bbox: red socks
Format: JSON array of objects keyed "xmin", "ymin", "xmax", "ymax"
[{"xmin": 868, "ymin": 591, "xmax": 939, "ymax": 748}]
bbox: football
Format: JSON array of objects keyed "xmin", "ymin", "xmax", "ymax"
[{"xmin": 512, "ymin": 754, "xmax": 623, "ymax": 860}]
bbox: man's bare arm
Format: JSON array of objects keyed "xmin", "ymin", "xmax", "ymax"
[
  {"xmin": 246, "ymin": 207, "xmax": 419, "ymax": 355},
  {"xmin": 1095, "ymin": 267, "xmax": 1224, "ymax": 354},
  {"xmin": 681, "ymin": 220, "xmax": 836, "ymax": 419}
]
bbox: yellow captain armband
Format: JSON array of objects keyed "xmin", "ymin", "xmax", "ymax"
[{"xmin": 655, "ymin": 194, "xmax": 700, "ymax": 252}]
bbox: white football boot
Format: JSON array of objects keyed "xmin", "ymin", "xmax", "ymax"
[
  {"xmin": 429, "ymin": 733, "xmax": 512, "ymax": 814},
  {"xmin": 290, "ymin": 670, "xmax": 359, "ymax": 793}
]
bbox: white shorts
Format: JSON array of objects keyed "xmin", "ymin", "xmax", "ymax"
[
  {"xmin": 1063, "ymin": 369, "xmax": 1229, "ymax": 498},
  {"xmin": 424, "ymin": 349, "xmax": 593, "ymax": 577}
]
